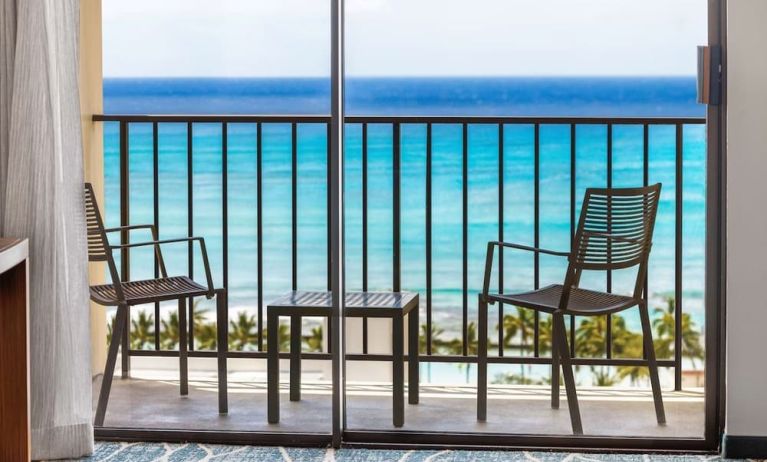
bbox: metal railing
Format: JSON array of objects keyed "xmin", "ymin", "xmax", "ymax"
[{"xmin": 93, "ymin": 114, "xmax": 705, "ymax": 390}]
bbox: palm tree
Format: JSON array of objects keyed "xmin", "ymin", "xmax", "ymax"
[
  {"xmin": 263, "ymin": 322, "xmax": 291, "ymax": 352},
  {"xmin": 575, "ymin": 315, "xmax": 617, "ymax": 386},
  {"xmin": 195, "ymin": 319, "xmax": 218, "ymax": 350},
  {"xmin": 537, "ymin": 315, "xmax": 553, "ymax": 355},
  {"xmin": 106, "ymin": 313, "xmax": 116, "ymax": 344},
  {"xmin": 419, "ymin": 322, "xmax": 446, "ymax": 354},
  {"xmin": 303, "ymin": 325, "xmax": 323, "ymax": 352},
  {"xmin": 160, "ymin": 311, "xmax": 181, "ymax": 350},
  {"xmin": 575, "ymin": 315, "xmax": 608, "ymax": 358},
  {"xmin": 228, "ymin": 311, "xmax": 259, "ymax": 351},
  {"xmin": 501, "ymin": 307, "xmax": 535, "ymax": 354},
  {"xmin": 191, "ymin": 302, "xmax": 217, "ymax": 350},
  {"xmin": 611, "ymin": 315, "xmax": 647, "ymax": 385},
  {"xmin": 157, "ymin": 300, "xmax": 214, "ymax": 350},
  {"xmin": 445, "ymin": 322, "xmax": 479, "ymax": 382},
  {"xmin": 652, "ymin": 297, "xmax": 704, "ymax": 367},
  {"xmin": 130, "ymin": 310, "xmax": 155, "ymax": 350}
]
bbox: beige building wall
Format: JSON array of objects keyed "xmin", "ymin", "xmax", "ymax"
[
  {"xmin": 80, "ymin": 0, "xmax": 106, "ymax": 376},
  {"xmin": 726, "ymin": 0, "xmax": 767, "ymax": 439}
]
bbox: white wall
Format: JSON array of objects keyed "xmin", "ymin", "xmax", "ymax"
[{"xmin": 726, "ymin": 0, "xmax": 767, "ymax": 437}]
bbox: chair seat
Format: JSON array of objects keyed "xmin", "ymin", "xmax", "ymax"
[
  {"xmin": 487, "ymin": 284, "xmax": 638, "ymax": 315},
  {"xmin": 90, "ymin": 276, "xmax": 208, "ymax": 306}
]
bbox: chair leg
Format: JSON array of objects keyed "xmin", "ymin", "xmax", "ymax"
[
  {"xmin": 216, "ymin": 289, "xmax": 229, "ymax": 414},
  {"xmin": 554, "ymin": 313, "xmax": 583, "ymax": 435},
  {"xmin": 290, "ymin": 315, "xmax": 302, "ymax": 402},
  {"xmin": 121, "ymin": 305, "xmax": 130, "ymax": 378},
  {"xmin": 477, "ymin": 297, "xmax": 488, "ymax": 421},
  {"xmin": 551, "ymin": 313, "xmax": 560, "ymax": 409},
  {"xmin": 178, "ymin": 298, "xmax": 189, "ymax": 396},
  {"xmin": 95, "ymin": 304, "xmax": 128, "ymax": 427},
  {"xmin": 639, "ymin": 302, "xmax": 666, "ymax": 425}
]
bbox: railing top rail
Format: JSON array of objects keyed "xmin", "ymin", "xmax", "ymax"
[{"xmin": 93, "ymin": 114, "xmax": 706, "ymax": 124}]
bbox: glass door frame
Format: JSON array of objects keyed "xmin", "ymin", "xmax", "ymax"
[
  {"xmin": 335, "ymin": 0, "xmax": 727, "ymax": 452},
  {"xmin": 95, "ymin": 0, "xmax": 726, "ymax": 451}
]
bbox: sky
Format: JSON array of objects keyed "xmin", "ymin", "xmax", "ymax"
[{"xmin": 102, "ymin": 0, "xmax": 707, "ymax": 78}]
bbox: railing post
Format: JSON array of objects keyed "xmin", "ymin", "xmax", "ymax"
[
  {"xmin": 570, "ymin": 123, "xmax": 577, "ymax": 356},
  {"xmin": 186, "ymin": 122, "xmax": 195, "ymax": 351},
  {"xmin": 606, "ymin": 123, "xmax": 613, "ymax": 359},
  {"xmin": 257, "ymin": 123, "xmax": 264, "ymax": 352},
  {"xmin": 425, "ymin": 123, "xmax": 432, "ymax": 356},
  {"xmin": 292, "ymin": 122, "xmax": 298, "ymax": 292},
  {"xmin": 533, "ymin": 123, "xmax": 540, "ymax": 357},
  {"xmin": 222, "ymin": 122, "xmax": 229, "ymax": 354},
  {"xmin": 119, "ymin": 120, "xmax": 131, "ymax": 376},
  {"xmin": 152, "ymin": 122, "xmax": 160, "ymax": 351},
  {"xmin": 498, "ymin": 123, "xmax": 505, "ymax": 356},
  {"xmin": 362, "ymin": 123, "xmax": 369, "ymax": 354},
  {"xmin": 675, "ymin": 123, "xmax": 684, "ymax": 391},
  {"xmin": 462, "ymin": 123, "xmax": 469, "ymax": 357},
  {"xmin": 393, "ymin": 122, "xmax": 401, "ymax": 293},
  {"xmin": 642, "ymin": 124, "xmax": 650, "ymax": 359}
]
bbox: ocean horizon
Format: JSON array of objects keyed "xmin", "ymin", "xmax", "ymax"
[
  {"xmin": 102, "ymin": 77, "xmax": 706, "ymax": 380},
  {"xmin": 104, "ymin": 76, "xmax": 705, "ymax": 116}
]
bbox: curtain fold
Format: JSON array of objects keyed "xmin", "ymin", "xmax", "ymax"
[
  {"xmin": 0, "ymin": 0, "xmax": 93, "ymax": 459},
  {"xmin": 0, "ymin": 0, "xmax": 15, "ymax": 219}
]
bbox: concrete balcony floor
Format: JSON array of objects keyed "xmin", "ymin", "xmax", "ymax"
[{"xmin": 93, "ymin": 369, "xmax": 704, "ymax": 438}]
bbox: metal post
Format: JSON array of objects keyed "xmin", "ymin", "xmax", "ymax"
[
  {"xmin": 675, "ymin": 123, "xmax": 684, "ymax": 391},
  {"xmin": 119, "ymin": 121, "xmax": 131, "ymax": 378},
  {"xmin": 329, "ymin": 0, "xmax": 346, "ymax": 447}
]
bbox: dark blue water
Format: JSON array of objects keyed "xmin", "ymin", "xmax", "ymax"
[{"xmin": 104, "ymin": 77, "xmax": 703, "ymax": 116}]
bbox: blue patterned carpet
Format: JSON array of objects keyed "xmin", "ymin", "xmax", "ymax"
[{"xmin": 63, "ymin": 442, "xmax": 741, "ymax": 462}]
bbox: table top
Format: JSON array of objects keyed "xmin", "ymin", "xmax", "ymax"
[
  {"xmin": 0, "ymin": 238, "xmax": 27, "ymax": 275},
  {"xmin": 268, "ymin": 290, "xmax": 419, "ymax": 317}
]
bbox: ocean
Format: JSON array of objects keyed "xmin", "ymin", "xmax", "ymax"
[{"xmin": 102, "ymin": 77, "xmax": 706, "ymax": 365}]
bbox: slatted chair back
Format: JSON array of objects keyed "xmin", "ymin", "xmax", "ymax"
[
  {"xmin": 564, "ymin": 183, "xmax": 662, "ymax": 302},
  {"xmin": 84, "ymin": 183, "xmax": 125, "ymax": 301},
  {"xmin": 85, "ymin": 183, "xmax": 110, "ymax": 261}
]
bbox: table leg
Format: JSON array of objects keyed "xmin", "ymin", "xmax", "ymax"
[
  {"xmin": 393, "ymin": 313, "xmax": 405, "ymax": 427},
  {"xmin": 267, "ymin": 312, "xmax": 280, "ymax": 423},
  {"xmin": 290, "ymin": 315, "xmax": 302, "ymax": 401},
  {"xmin": 408, "ymin": 302, "xmax": 419, "ymax": 405}
]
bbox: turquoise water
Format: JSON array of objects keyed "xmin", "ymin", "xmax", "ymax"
[{"xmin": 103, "ymin": 77, "xmax": 706, "ymax": 345}]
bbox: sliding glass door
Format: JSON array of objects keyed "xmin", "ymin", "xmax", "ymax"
[
  {"xmin": 95, "ymin": 0, "xmax": 724, "ymax": 450},
  {"xmin": 338, "ymin": 0, "xmax": 723, "ymax": 451}
]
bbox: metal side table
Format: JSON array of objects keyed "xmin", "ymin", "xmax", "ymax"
[{"xmin": 267, "ymin": 290, "xmax": 419, "ymax": 427}]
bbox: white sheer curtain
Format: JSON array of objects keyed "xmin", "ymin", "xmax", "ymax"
[{"xmin": 0, "ymin": 0, "xmax": 93, "ymax": 459}]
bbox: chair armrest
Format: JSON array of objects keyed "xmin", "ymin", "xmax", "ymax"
[
  {"xmin": 102, "ymin": 224, "xmax": 156, "ymax": 234},
  {"xmin": 580, "ymin": 231, "xmax": 641, "ymax": 245},
  {"xmin": 100, "ymin": 224, "xmax": 168, "ymax": 277},
  {"xmin": 481, "ymin": 241, "xmax": 569, "ymax": 302},
  {"xmin": 110, "ymin": 237, "xmax": 215, "ymax": 299},
  {"xmin": 487, "ymin": 241, "xmax": 570, "ymax": 257}
]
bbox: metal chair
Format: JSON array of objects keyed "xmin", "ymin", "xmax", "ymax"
[
  {"xmin": 84, "ymin": 183, "xmax": 222, "ymax": 426},
  {"xmin": 476, "ymin": 184, "xmax": 665, "ymax": 435}
]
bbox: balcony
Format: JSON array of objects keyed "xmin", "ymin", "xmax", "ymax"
[{"xmin": 91, "ymin": 113, "xmax": 706, "ymax": 439}]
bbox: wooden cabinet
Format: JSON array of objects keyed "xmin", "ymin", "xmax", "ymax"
[{"xmin": 0, "ymin": 238, "xmax": 30, "ymax": 461}]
